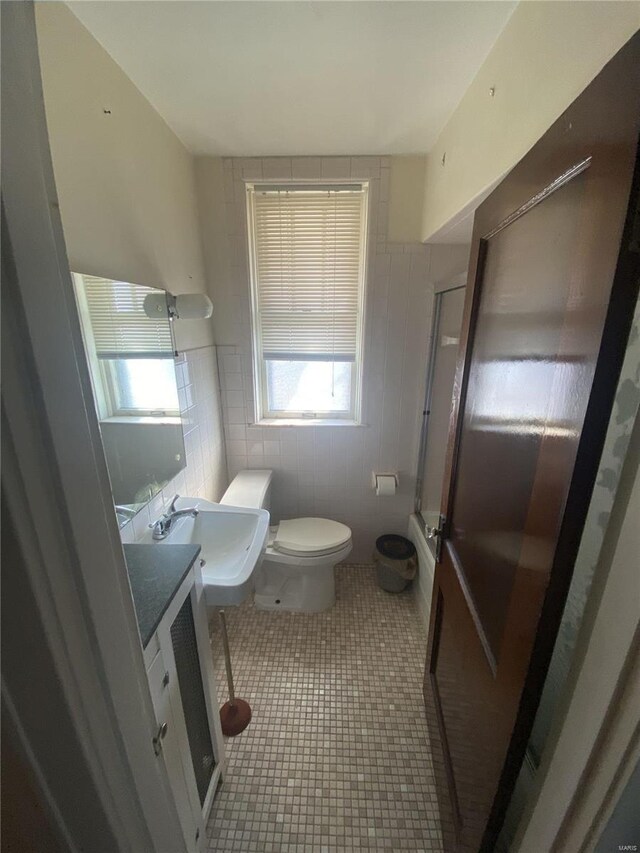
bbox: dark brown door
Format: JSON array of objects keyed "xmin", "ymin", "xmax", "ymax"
[{"xmin": 424, "ymin": 34, "xmax": 640, "ymax": 853}]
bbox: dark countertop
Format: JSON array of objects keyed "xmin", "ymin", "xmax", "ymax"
[{"xmin": 124, "ymin": 543, "xmax": 201, "ymax": 648}]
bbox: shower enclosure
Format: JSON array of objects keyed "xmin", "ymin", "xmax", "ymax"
[{"xmin": 415, "ymin": 274, "xmax": 467, "ymax": 559}]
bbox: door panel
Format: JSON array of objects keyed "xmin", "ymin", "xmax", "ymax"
[
  {"xmin": 451, "ymin": 168, "xmax": 588, "ymax": 664},
  {"xmin": 424, "ymin": 33, "xmax": 640, "ymax": 853}
]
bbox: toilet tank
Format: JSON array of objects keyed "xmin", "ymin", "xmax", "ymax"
[{"xmin": 220, "ymin": 469, "xmax": 273, "ymax": 512}]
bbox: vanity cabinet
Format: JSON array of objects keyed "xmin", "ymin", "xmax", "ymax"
[{"xmin": 127, "ymin": 546, "xmax": 224, "ymax": 853}]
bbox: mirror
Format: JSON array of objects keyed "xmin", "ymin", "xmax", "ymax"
[{"xmin": 72, "ymin": 273, "xmax": 186, "ymax": 527}]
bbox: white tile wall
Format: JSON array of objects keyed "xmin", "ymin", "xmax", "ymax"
[
  {"xmin": 121, "ymin": 345, "xmax": 228, "ymax": 543},
  {"xmin": 202, "ymin": 156, "xmax": 437, "ymax": 562}
]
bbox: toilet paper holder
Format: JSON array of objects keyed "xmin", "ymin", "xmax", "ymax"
[{"xmin": 372, "ymin": 472, "xmax": 399, "ymax": 495}]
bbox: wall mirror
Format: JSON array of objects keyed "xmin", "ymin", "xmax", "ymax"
[{"xmin": 72, "ymin": 273, "xmax": 186, "ymax": 528}]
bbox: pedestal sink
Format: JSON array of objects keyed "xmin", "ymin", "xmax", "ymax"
[{"xmin": 145, "ymin": 497, "xmax": 269, "ymax": 606}]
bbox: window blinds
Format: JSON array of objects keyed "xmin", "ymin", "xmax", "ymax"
[
  {"xmin": 79, "ymin": 275, "xmax": 174, "ymax": 359},
  {"xmin": 249, "ymin": 185, "xmax": 367, "ymax": 362}
]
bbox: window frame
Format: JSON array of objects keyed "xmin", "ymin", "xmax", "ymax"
[
  {"xmin": 246, "ymin": 180, "xmax": 369, "ymax": 425},
  {"xmin": 100, "ymin": 358, "xmax": 180, "ymax": 419},
  {"xmin": 72, "ymin": 272, "xmax": 180, "ymax": 421}
]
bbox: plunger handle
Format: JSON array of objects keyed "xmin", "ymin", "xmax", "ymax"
[{"xmin": 218, "ymin": 609, "xmax": 236, "ymax": 705}]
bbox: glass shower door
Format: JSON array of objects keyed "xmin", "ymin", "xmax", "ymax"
[{"xmin": 415, "ymin": 283, "xmax": 466, "ymax": 557}]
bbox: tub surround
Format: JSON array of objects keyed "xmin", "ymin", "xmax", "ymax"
[
  {"xmin": 124, "ymin": 543, "xmax": 202, "ymax": 647},
  {"xmin": 407, "ymin": 514, "xmax": 436, "ymax": 631}
]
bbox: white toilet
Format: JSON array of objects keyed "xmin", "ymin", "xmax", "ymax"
[{"xmin": 220, "ymin": 470, "xmax": 352, "ymax": 612}]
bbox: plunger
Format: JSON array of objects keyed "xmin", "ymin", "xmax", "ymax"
[{"xmin": 218, "ymin": 609, "xmax": 252, "ymax": 736}]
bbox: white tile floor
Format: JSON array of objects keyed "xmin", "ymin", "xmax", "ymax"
[{"xmin": 207, "ymin": 565, "xmax": 443, "ymax": 851}]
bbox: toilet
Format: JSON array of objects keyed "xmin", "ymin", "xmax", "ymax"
[{"xmin": 220, "ymin": 470, "xmax": 352, "ymax": 612}]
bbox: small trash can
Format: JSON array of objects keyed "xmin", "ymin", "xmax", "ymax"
[{"xmin": 373, "ymin": 534, "xmax": 417, "ymax": 592}]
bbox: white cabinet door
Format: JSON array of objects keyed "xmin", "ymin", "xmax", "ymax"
[
  {"xmin": 146, "ymin": 568, "xmax": 223, "ymax": 851},
  {"xmin": 156, "ymin": 617, "xmax": 206, "ymax": 848},
  {"xmin": 147, "ymin": 648, "xmax": 199, "ymax": 853}
]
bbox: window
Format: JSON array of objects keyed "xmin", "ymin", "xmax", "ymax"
[
  {"xmin": 73, "ymin": 273, "xmax": 179, "ymax": 419},
  {"xmin": 247, "ymin": 183, "xmax": 368, "ymax": 422},
  {"xmin": 102, "ymin": 358, "xmax": 179, "ymax": 415}
]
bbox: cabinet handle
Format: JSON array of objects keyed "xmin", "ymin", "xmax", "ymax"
[{"xmin": 152, "ymin": 721, "xmax": 168, "ymax": 756}]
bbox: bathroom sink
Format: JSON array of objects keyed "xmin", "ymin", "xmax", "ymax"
[{"xmin": 146, "ymin": 497, "xmax": 269, "ymax": 606}]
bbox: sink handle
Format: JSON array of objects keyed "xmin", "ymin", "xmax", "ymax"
[{"xmin": 168, "ymin": 494, "xmax": 180, "ymax": 513}]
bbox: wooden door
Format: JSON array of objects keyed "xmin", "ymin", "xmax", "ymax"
[{"xmin": 424, "ymin": 34, "xmax": 640, "ymax": 853}]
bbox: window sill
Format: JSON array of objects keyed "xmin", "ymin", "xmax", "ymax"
[
  {"xmin": 253, "ymin": 418, "xmax": 366, "ymax": 428},
  {"xmin": 100, "ymin": 415, "xmax": 182, "ymax": 425}
]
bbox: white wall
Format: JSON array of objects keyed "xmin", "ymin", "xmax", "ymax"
[
  {"xmin": 388, "ymin": 156, "xmax": 427, "ymax": 244},
  {"xmin": 421, "ymin": 1, "xmax": 640, "ymax": 240},
  {"xmin": 35, "ymin": 3, "xmax": 228, "ymax": 519},
  {"xmin": 196, "ymin": 155, "xmax": 438, "ymax": 562},
  {"xmin": 35, "ymin": 2, "xmax": 213, "ymax": 354}
]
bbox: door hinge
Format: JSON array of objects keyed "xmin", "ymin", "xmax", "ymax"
[{"xmin": 152, "ymin": 721, "xmax": 168, "ymax": 756}]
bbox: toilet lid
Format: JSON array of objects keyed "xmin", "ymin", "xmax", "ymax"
[{"xmin": 274, "ymin": 518, "xmax": 352, "ymax": 556}]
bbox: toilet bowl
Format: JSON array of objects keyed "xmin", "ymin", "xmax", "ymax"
[{"xmin": 220, "ymin": 470, "xmax": 352, "ymax": 612}]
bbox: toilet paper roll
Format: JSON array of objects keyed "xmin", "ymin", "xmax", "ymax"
[{"xmin": 375, "ymin": 474, "xmax": 397, "ymax": 496}]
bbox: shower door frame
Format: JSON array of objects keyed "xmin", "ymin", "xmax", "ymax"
[{"xmin": 414, "ymin": 272, "xmax": 467, "ymax": 559}]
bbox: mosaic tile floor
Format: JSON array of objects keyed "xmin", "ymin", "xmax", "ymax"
[{"xmin": 206, "ymin": 565, "xmax": 443, "ymax": 852}]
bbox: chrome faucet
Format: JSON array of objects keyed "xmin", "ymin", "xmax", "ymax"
[{"xmin": 150, "ymin": 494, "xmax": 199, "ymax": 540}]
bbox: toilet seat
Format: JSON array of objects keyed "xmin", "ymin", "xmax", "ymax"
[{"xmin": 273, "ymin": 517, "xmax": 351, "ymax": 557}]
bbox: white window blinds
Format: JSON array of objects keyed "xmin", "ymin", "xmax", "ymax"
[
  {"xmin": 248, "ymin": 184, "xmax": 368, "ymax": 362},
  {"xmin": 79, "ymin": 275, "xmax": 174, "ymax": 358}
]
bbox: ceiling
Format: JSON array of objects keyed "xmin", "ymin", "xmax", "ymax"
[{"xmin": 67, "ymin": 1, "xmax": 515, "ymax": 157}]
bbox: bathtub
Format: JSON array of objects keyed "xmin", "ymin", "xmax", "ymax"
[{"xmin": 407, "ymin": 514, "xmax": 436, "ymax": 630}]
